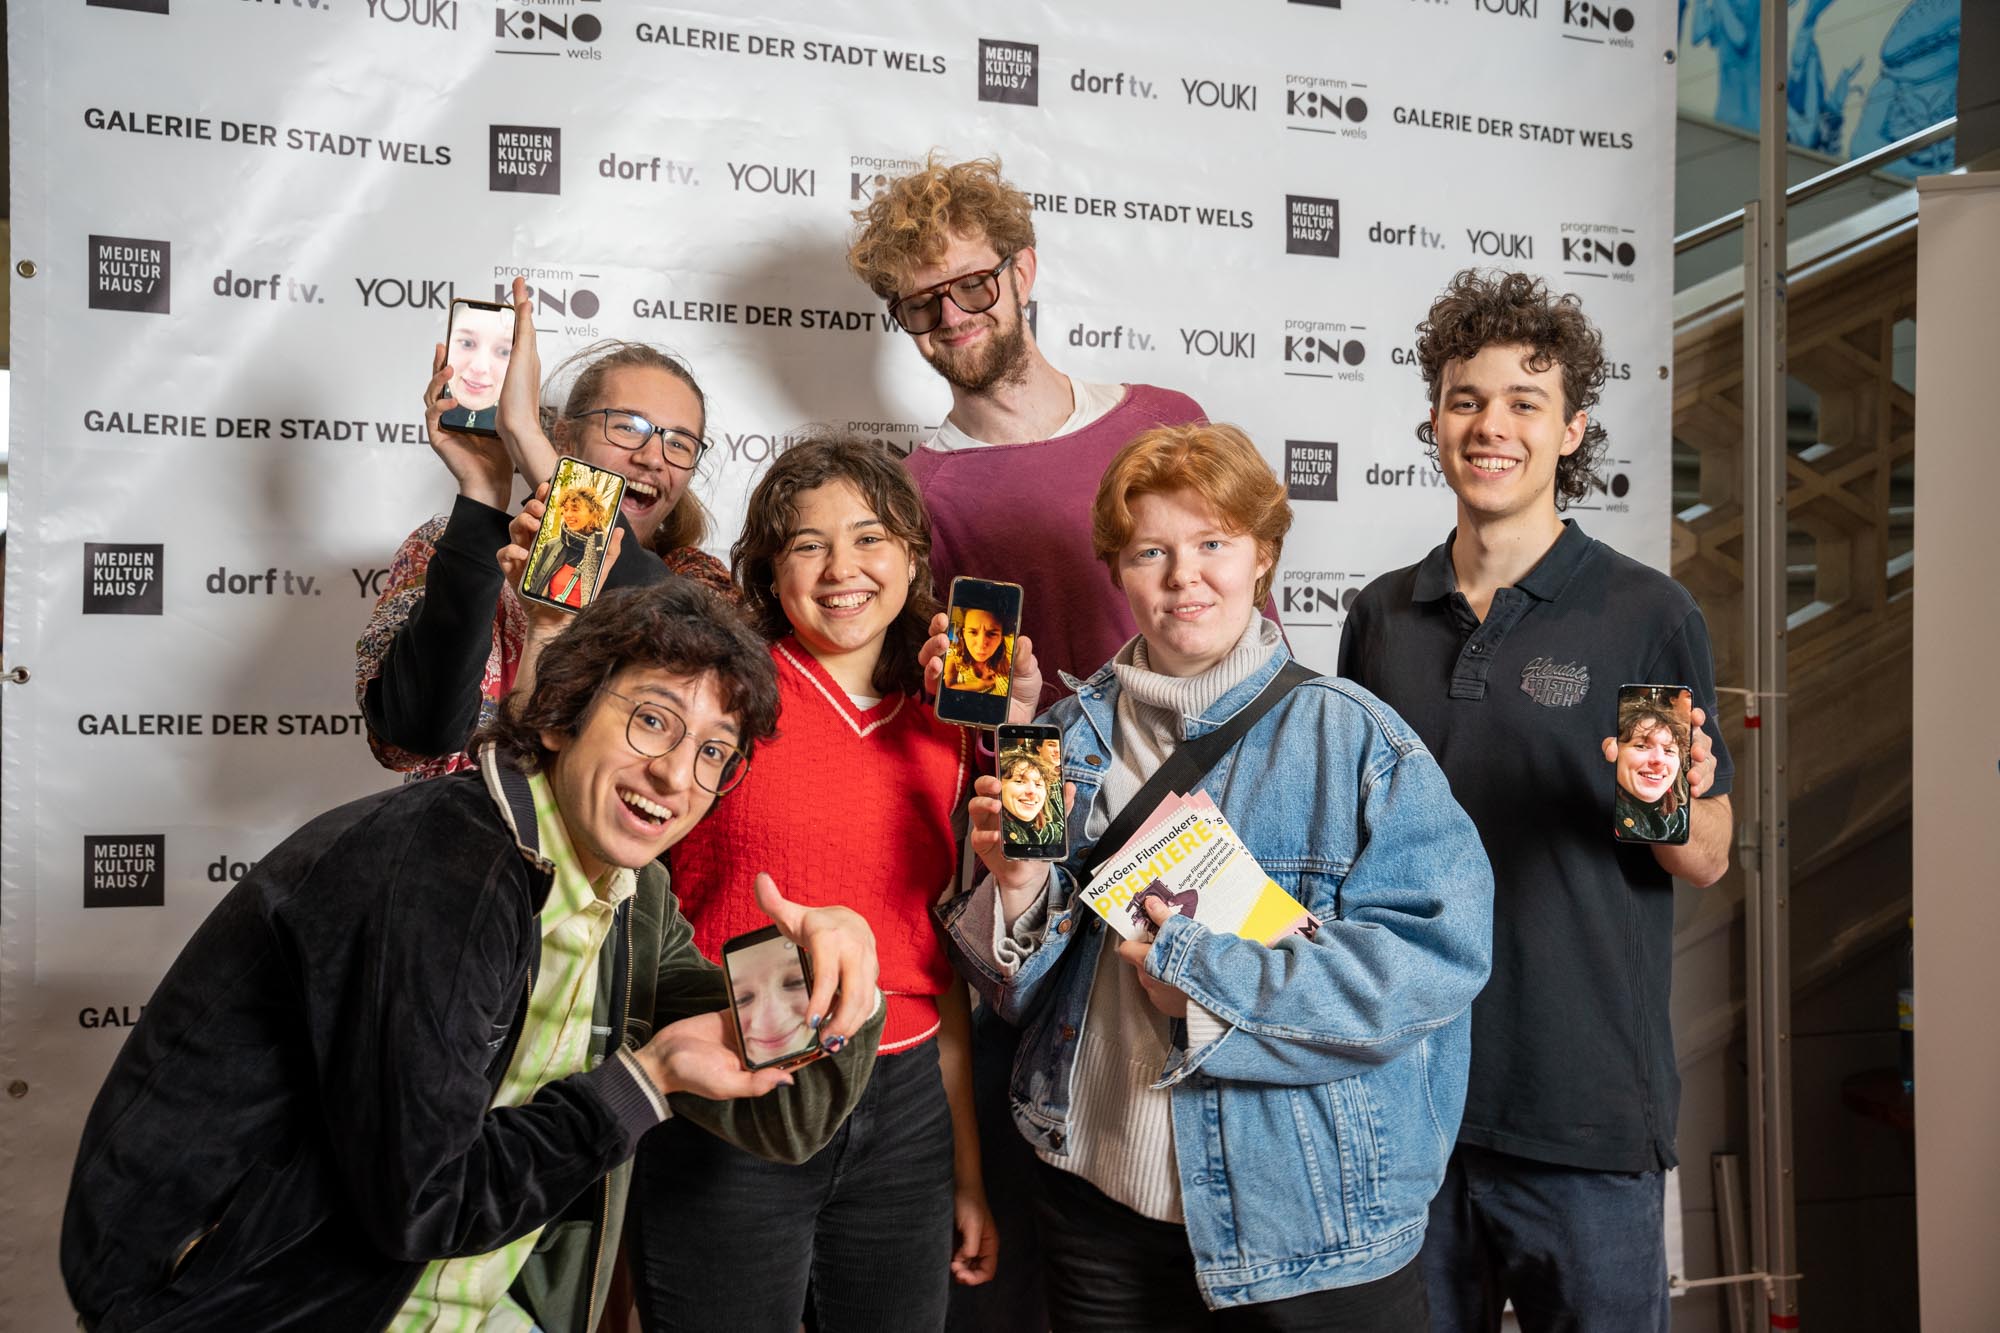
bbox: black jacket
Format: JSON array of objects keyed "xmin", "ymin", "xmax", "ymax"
[{"xmin": 61, "ymin": 755, "xmax": 880, "ymax": 1332}]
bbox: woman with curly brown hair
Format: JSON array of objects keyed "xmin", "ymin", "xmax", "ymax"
[{"xmin": 626, "ymin": 435, "xmax": 1032, "ymax": 1333}]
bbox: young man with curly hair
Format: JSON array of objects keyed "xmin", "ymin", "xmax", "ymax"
[
  {"xmin": 847, "ymin": 154, "xmax": 1213, "ymax": 708},
  {"xmin": 63, "ymin": 582, "xmax": 884, "ymax": 1333},
  {"xmin": 1338, "ymin": 270, "xmax": 1735, "ymax": 1332}
]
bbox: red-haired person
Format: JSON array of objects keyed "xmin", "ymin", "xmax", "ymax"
[{"xmin": 940, "ymin": 423, "xmax": 1492, "ymax": 1330}]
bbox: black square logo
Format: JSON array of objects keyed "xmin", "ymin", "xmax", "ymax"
[
  {"xmin": 85, "ymin": 836, "xmax": 166, "ymax": 909},
  {"xmin": 490, "ymin": 125, "xmax": 562, "ymax": 194},
  {"xmin": 978, "ymin": 39, "xmax": 1039, "ymax": 105},
  {"xmin": 83, "ymin": 543, "xmax": 165, "ymax": 615},
  {"xmin": 1285, "ymin": 441, "xmax": 1338, "ymax": 501},
  {"xmin": 1286, "ymin": 197, "xmax": 1340, "ymax": 257},
  {"xmin": 88, "ymin": 0, "xmax": 170, "ymax": 11},
  {"xmin": 89, "ymin": 236, "xmax": 171, "ymax": 314}
]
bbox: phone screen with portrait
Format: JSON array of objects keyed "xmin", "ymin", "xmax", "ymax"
[
  {"xmin": 997, "ymin": 724, "xmax": 1067, "ymax": 860},
  {"xmin": 722, "ymin": 925, "xmax": 824, "ymax": 1072},
  {"xmin": 438, "ymin": 297, "xmax": 513, "ymax": 438},
  {"xmin": 518, "ymin": 456, "xmax": 627, "ymax": 615},
  {"xmin": 935, "ymin": 576, "xmax": 1025, "ymax": 729},
  {"xmin": 1610, "ymin": 683, "xmax": 1694, "ymax": 845}
]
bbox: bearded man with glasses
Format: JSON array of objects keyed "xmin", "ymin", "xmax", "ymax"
[
  {"xmin": 849, "ymin": 155, "xmax": 1234, "ymax": 713},
  {"xmin": 64, "ymin": 580, "xmax": 886, "ymax": 1333}
]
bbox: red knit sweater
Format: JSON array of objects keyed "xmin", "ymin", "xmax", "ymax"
[{"xmin": 668, "ymin": 638, "xmax": 971, "ymax": 1053}]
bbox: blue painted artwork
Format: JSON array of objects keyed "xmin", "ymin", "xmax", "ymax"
[{"xmin": 1686, "ymin": 0, "xmax": 1958, "ymax": 173}]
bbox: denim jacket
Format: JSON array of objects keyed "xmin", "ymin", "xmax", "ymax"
[{"xmin": 940, "ymin": 643, "xmax": 1494, "ymax": 1308}]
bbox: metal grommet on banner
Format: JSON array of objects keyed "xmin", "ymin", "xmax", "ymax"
[
  {"xmin": 15, "ymin": 259, "xmax": 36, "ymax": 278},
  {"xmin": 3, "ymin": 665, "xmax": 29, "ymax": 684},
  {"xmin": 6, "ymin": 1080, "xmax": 26, "ymax": 1100}
]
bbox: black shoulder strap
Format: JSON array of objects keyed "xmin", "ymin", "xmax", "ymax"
[
  {"xmin": 495, "ymin": 760, "xmax": 541, "ymax": 859},
  {"xmin": 1079, "ymin": 659, "xmax": 1316, "ymax": 878}
]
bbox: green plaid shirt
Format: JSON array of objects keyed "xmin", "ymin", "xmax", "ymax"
[{"xmin": 388, "ymin": 772, "xmax": 635, "ymax": 1332}]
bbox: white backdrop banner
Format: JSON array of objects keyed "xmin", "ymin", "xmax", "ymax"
[{"xmin": 2, "ymin": 0, "xmax": 1674, "ymax": 1322}]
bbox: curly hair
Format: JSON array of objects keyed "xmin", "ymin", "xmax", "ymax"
[
  {"xmin": 553, "ymin": 483, "xmax": 611, "ymax": 533},
  {"xmin": 731, "ymin": 435, "xmax": 941, "ymax": 698},
  {"xmin": 1615, "ymin": 698, "xmax": 1693, "ymax": 818},
  {"xmin": 544, "ymin": 339, "xmax": 713, "ymax": 552},
  {"xmin": 1092, "ymin": 423, "xmax": 1292, "ymax": 606},
  {"xmin": 1413, "ymin": 269, "xmax": 1609, "ymax": 509},
  {"xmin": 846, "ymin": 153, "xmax": 1037, "ymax": 299},
  {"xmin": 479, "ymin": 579, "xmax": 779, "ymax": 775},
  {"xmin": 996, "ymin": 745, "xmax": 1059, "ymax": 830}
]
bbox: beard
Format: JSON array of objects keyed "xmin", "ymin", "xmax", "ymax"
[{"xmin": 922, "ymin": 296, "xmax": 1032, "ymax": 394}]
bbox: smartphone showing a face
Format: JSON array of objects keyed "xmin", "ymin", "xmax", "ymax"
[
  {"xmin": 997, "ymin": 724, "xmax": 1067, "ymax": 860},
  {"xmin": 438, "ymin": 297, "xmax": 514, "ymax": 438},
  {"xmin": 1610, "ymin": 683, "xmax": 1694, "ymax": 845},
  {"xmin": 936, "ymin": 577, "xmax": 1025, "ymax": 729},
  {"xmin": 722, "ymin": 925, "xmax": 824, "ymax": 1072},
  {"xmin": 519, "ymin": 456, "xmax": 626, "ymax": 614}
]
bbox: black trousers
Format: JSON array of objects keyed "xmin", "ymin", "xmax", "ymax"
[{"xmin": 1033, "ymin": 1159, "xmax": 1430, "ymax": 1332}]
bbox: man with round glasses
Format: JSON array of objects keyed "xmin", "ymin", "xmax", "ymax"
[
  {"xmin": 64, "ymin": 579, "xmax": 886, "ymax": 1333},
  {"xmin": 848, "ymin": 154, "xmax": 1212, "ymax": 710}
]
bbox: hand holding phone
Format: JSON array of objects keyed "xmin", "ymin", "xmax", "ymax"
[
  {"xmin": 1605, "ymin": 683, "xmax": 1694, "ymax": 845},
  {"xmin": 722, "ymin": 926, "xmax": 826, "ymax": 1072},
  {"xmin": 935, "ymin": 577, "xmax": 1024, "ymax": 729},
  {"xmin": 518, "ymin": 457, "xmax": 626, "ymax": 613},
  {"xmin": 996, "ymin": 724, "xmax": 1067, "ymax": 860}
]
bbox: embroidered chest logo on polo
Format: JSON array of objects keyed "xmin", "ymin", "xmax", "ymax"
[{"xmin": 1520, "ymin": 657, "xmax": 1590, "ymax": 708}]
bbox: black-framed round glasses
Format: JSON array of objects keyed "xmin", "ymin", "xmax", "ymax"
[
  {"xmin": 603, "ymin": 688, "xmax": 750, "ymax": 795},
  {"xmin": 885, "ymin": 253, "xmax": 1017, "ymax": 334},
  {"xmin": 569, "ymin": 410, "xmax": 709, "ymax": 471}
]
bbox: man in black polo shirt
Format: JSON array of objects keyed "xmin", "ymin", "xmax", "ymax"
[{"xmin": 1339, "ymin": 269, "xmax": 1733, "ymax": 1332}]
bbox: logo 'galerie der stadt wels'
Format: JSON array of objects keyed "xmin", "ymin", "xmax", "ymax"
[
  {"xmin": 978, "ymin": 39, "xmax": 1039, "ymax": 105},
  {"xmin": 89, "ymin": 236, "xmax": 170, "ymax": 314},
  {"xmin": 490, "ymin": 125, "xmax": 562, "ymax": 194}
]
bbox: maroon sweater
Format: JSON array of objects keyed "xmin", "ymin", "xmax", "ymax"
[{"xmin": 905, "ymin": 384, "xmax": 1207, "ymax": 706}]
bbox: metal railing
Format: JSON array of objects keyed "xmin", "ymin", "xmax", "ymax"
[
  {"xmin": 1674, "ymin": 117, "xmax": 1958, "ymax": 255},
  {"xmin": 1676, "ymin": 70, "xmax": 1952, "ymax": 1325}
]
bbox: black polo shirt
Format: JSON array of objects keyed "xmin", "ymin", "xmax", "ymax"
[{"xmin": 1337, "ymin": 521, "xmax": 1732, "ymax": 1174}]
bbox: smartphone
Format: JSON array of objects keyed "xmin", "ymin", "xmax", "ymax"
[
  {"xmin": 721, "ymin": 925, "xmax": 824, "ymax": 1072},
  {"xmin": 518, "ymin": 456, "xmax": 626, "ymax": 614},
  {"xmin": 438, "ymin": 297, "xmax": 514, "ymax": 438},
  {"xmin": 1610, "ymin": 683, "xmax": 1694, "ymax": 845},
  {"xmin": 997, "ymin": 724, "xmax": 1067, "ymax": 860},
  {"xmin": 935, "ymin": 576, "xmax": 1025, "ymax": 729}
]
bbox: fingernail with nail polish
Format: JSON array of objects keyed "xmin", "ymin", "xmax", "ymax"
[
  {"xmin": 808, "ymin": 1014, "xmax": 823, "ymax": 1030},
  {"xmin": 822, "ymin": 1034, "xmax": 846, "ymax": 1054}
]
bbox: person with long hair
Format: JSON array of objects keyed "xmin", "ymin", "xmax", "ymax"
[
  {"xmin": 627, "ymin": 436, "xmax": 1014, "ymax": 1332},
  {"xmin": 357, "ymin": 277, "xmax": 730, "ymax": 779}
]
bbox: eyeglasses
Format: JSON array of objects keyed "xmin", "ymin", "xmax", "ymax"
[
  {"xmin": 885, "ymin": 254, "xmax": 1017, "ymax": 335},
  {"xmin": 603, "ymin": 688, "xmax": 750, "ymax": 796},
  {"xmin": 569, "ymin": 410, "xmax": 708, "ymax": 471}
]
